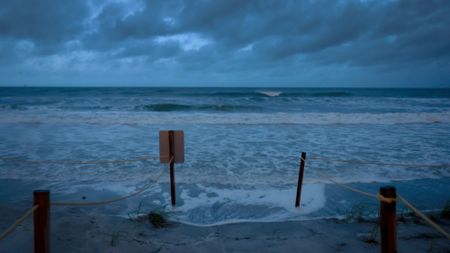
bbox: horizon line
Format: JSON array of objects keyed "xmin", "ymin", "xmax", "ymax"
[{"xmin": 0, "ymin": 85, "xmax": 449, "ymax": 89}]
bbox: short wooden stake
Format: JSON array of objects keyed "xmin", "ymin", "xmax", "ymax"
[
  {"xmin": 33, "ymin": 190, "xmax": 50, "ymax": 253},
  {"xmin": 295, "ymin": 152, "xmax": 306, "ymax": 208},
  {"xmin": 380, "ymin": 186, "xmax": 397, "ymax": 253},
  {"xmin": 169, "ymin": 130, "xmax": 176, "ymax": 206}
]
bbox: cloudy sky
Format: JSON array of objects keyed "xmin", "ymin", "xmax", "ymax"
[{"xmin": 0, "ymin": 0, "xmax": 449, "ymax": 87}]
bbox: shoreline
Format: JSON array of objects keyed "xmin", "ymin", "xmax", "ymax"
[{"xmin": 1, "ymin": 205, "xmax": 449, "ymax": 252}]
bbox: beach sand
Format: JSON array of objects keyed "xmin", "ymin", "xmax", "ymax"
[{"xmin": 1, "ymin": 204, "xmax": 449, "ymax": 253}]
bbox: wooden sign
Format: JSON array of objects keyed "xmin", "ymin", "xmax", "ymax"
[{"xmin": 159, "ymin": 130, "xmax": 184, "ymax": 163}]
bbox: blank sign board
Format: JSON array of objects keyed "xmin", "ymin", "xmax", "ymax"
[{"xmin": 159, "ymin": 130, "xmax": 184, "ymax": 163}]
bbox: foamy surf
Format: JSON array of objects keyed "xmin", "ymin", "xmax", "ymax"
[
  {"xmin": 1, "ymin": 87, "xmax": 449, "ymax": 226},
  {"xmin": 1, "ymin": 111, "xmax": 449, "ymax": 125},
  {"xmin": 163, "ymin": 184, "xmax": 326, "ymax": 225}
]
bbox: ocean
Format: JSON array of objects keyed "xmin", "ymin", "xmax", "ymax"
[{"xmin": 0, "ymin": 87, "xmax": 449, "ymax": 225}]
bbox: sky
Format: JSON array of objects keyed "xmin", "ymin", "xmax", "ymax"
[{"xmin": 0, "ymin": 0, "xmax": 449, "ymax": 87}]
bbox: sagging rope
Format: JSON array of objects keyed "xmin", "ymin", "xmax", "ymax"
[
  {"xmin": 302, "ymin": 157, "xmax": 396, "ymax": 203},
  {"xmin": 397, "ymin": 194, "xmax": 450, "ymax": 241},
  {"xmin": 0, "ymin": 205, "xmax": 39, "ymax": 241},
  {"xmin": 52, "ymin": 163, "xmax": 167, "ymax": 206},
  {"xmin": 309, "ymin": 165, "xmax": 379, "ymax": 200},
  {"xmin": 0, "ymin": 155, "xmax": 167, "ymax": 165},
  {"xmin": 306, "ymin": 154, "xmax": 449, "ymax": 168},
  {"xmin": 0, "ymin": 160, "xmax": 170, "ymax": 240},
  {"xmin": 308, "ymin": 163, "xmax": 450, "ymax": 241}
]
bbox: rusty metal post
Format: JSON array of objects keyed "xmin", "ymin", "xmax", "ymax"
[
  {"xmin": 295, "ymin": 152, "xmax": 306, "ymax": 208},
  {"xmin": 380, "ymin": 186, "xmax": 397, "ymax": 253},
  {"xmin": 34, "ymin": 190, "xmax": 50, "ymax": 253},
  {"xmin": 169, "ymin": 130, "xmax": 176, "ymax": 206}
]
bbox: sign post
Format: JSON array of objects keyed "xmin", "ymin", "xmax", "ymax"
[
  {"xmin": 168, "ymin": 131, "xmax": 176, "ymax": 206},
  {"xmin": 160, "ymin": 130, "xmax": 184, "ymax": 206}
]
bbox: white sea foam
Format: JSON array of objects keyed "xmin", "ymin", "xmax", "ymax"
[
  {"xmin": 171, "ymin": 184, "xmax": 326, "ymax": 225},
  {"xmin": 1, "ymin": 111, "xmax": 450, "ymax": 125}
]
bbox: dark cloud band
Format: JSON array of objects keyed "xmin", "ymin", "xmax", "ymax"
[{"xmin": 0, "ymin": 0, "xmax": 449, "ymax": 86}]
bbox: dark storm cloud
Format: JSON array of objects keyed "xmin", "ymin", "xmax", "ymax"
[
  {"xmin": 106, "ymin": 0, "xmax": 447, "ymax": 62},
  {"xmin": 0, "ymin": 0, "xmax": 89, "ymax": 55},
  {"xmin": 0, "ymin": 0, "xmax": 449, "ymax": 86},
  {"xmin": 95, "ymin": 1, "xmax": 176, "ymax": 39}
]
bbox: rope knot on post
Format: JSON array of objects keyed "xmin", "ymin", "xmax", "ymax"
[{"xmin": 377, "ymin": 193, "xmax": 396, "ymax": 203}]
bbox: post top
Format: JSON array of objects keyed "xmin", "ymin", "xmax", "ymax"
[
  {"xmin": 34, "ymin": 190, "xmax": 50, "ymax": 193},
  {"xmin": 380, "ymin": 186, "xmax": 396, "ymax": 197}
]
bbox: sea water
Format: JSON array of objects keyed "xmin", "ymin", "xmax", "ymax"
[{"xmin": 0, "ymin": 87, "xmax": 449, "ymax": 225}]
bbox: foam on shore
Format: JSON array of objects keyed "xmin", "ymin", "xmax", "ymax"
[{"xmin": 168, "ymin": 184, "xmax": 326, "ymax": 226}]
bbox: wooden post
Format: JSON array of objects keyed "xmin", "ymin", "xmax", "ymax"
[
  {"xmin": 169, "ymin": 130, "xmax": 176, "ymax": 206},
  {"xmin": 33, "ymin": 190, "xmax": 50, "ymax": 253},
  {"xmin": 380, "ymin": 186, "xmax": 397, "ymax": 253},
  {"xmin": 295, "ymin": 152, "xmax": 306, "ymax": 208}
]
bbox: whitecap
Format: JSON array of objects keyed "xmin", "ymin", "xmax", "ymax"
[{"xmin": 257, "ymin": 90, "xmax": 283, "ymax": 97}]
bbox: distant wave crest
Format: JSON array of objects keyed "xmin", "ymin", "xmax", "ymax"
[
  {"xmin": 208, "ymin": 90, "xmax": 352, "ymax": 98},
  {"xmin": 257, "ymin": 90, "xmax": 283, "ymax": 97}
]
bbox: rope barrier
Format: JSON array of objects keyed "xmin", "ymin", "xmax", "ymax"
[
  {"xmin": 310, "ymin": 166, "xmax": 379, "ymax": 200},
  {"xmin": 305, "ymin": 157, "xmax": 399, "ymax": 203},
  {"xmin": 397, "ymin": 194, "xmax": 450, "ymax": 241},
  {"xmin": 1, "ymin": 151, "xmax": 449, "ymax": 245},
  {"xmin": 308, "ymin": 163, "xmax": 449, "ymax": 241},
  {"xmin": 0, "ymin": 155, "xmax": 168, "ymax": 165},
  {"xmin": 52, "ymin": 164, "xmax": 167, "ymax": 206},
  {"xmin": 0, "ymin": 205, "xmax": 39, "ymax": 241},
  {"xmin": 0, "ymin": 157, "xmax": 171, "ymax": 241},
  {"xmin": 307, "ymin": 154, "xmax": 450, "ymax": 168}
]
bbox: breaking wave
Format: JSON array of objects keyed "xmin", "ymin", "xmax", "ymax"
[{"xmin": 256, "ymin": 90, "xmax": 283, "ymax": 97}]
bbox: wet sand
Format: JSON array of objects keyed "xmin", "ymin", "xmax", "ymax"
[{"xmin": 1, "ymin": 204, "xmax": 449, "ymax": 253}]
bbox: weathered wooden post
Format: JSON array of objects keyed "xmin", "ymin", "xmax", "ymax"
[
  {"xmin": 295, "ymin": 152, "xmax": 306, "ymax": 208},
  {"xmin": 380, "ymin": 186, "xmax": 397, "ymax": 253},
  {"xmin": 169, "ymin": 130, "xmax": 176, "ymax": 206},
  {"xmin": 33, "ymin": 190, "xmax": 50, "ymax": 253},
  {"xmin": 160, "ymin": 130, "xmax": 184, "ymax": 207}
]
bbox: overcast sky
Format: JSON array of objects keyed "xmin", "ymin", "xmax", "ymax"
[{"xmin": 0, "ymin": 0, "xmax": 449, "ymax": 87}]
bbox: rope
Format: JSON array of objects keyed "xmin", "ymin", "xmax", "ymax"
[
  {"xmin": 307, "ymin": 154, "xmax": 449, "ymax": 168},
  {"xmin": 52, "ymin": 165, "xmax": 167, "ymax": 206},
  {"xmin": 313, "ymin": 169, "xmax": 398, "ymax": 203},
  {"xmin": 308, "ymin": 163, "xmax": 400, "ymax": 203},
  {"xmin": 0, "ymin": 205, "xmax": 39, "ymax": 241},
  {"xmin": 397, "ymin": 194, "xmax": 450, "ymax": 241},
  {"xmin": 311, "ymin": 167, "xmax": 378, "ymax": 200},
  {"xmin": 0, "ymin": 155, "xmax": 167, "ymax": 165},
  {"xmin": 309, "ymin": 164, "xmax": 448, "ymax": 240}
]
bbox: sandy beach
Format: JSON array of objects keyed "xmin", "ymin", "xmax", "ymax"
[{"xmin": 1, "ymin": 203, "xmax": 449, "ymax": 253}]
